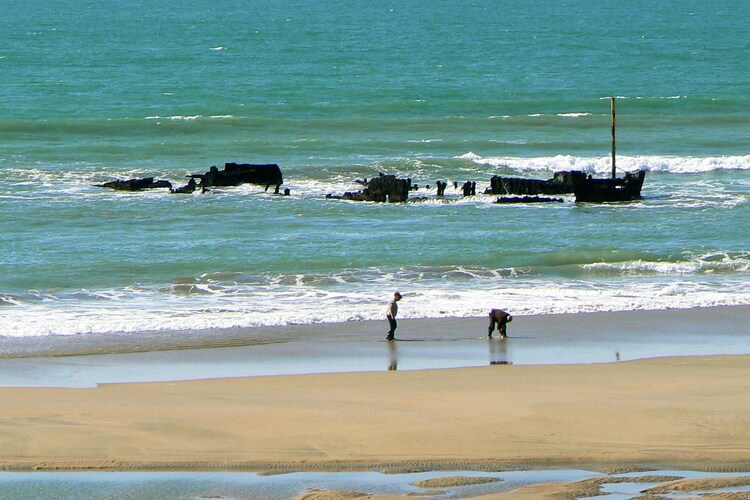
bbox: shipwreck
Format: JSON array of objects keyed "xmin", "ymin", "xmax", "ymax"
[
  {"xmin": 96, "ymin": 162, "xmax": 285, "ymax": 194},
  {"xmin": 96, "ymin": 177, "xmax": 172, "ymax": 191},
  {"xmin": 488, "ymin": 97, "xmax": 645, "ymax": 203},
  {"xmin": 487, "ymin": 170, "xmax": 582, "ymax": 196},
  {"xmin": 326, "ymin": 174, "xmax": 411, "ymax": 203},
  {"xmin": 570, "ymin": 98, "xmax": 646, "ymax": 202},
  {"xmin": 190, "ymin": 162, "xmax": 283, "ymax": 190}
]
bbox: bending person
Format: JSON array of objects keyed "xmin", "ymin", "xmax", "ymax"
[{"xmin": 488, "ymin": 308, "xmax": 513, "ymax": 339}]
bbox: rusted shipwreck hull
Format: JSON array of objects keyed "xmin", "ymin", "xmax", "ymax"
[
  {"xmin": 96, "ymin": 177, "xmax": 172, "ymax": 191},
  {"xmin": 327, "ymin": 174, "xmax": 410, "ymax": 203},
  {"xmin": 97, "ymin": 162, "xmax": 284, "ymax": 193},
  {"xmin": 488, "ymin": 171, "xmax": 583, "ymax": 196},
  {"xmin": 488, "ymin": 168, "xmax": 645, "ymax": 202},
  {"xmin": 191, "ymin": 162, "xmax": 283, "ymax": 188},
  {"xmin": 572, "ymin": 170, "xmax": 646, "ymax": 202}
]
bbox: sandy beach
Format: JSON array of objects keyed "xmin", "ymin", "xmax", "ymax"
[{"xmin": 1, "ymin": 306, "xmax": 749, "ymax": 480}]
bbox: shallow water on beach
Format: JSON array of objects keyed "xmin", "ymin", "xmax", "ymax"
[
  {"xmin": 1, "ymin": 470, "xmax": 749, "ymax": 499},
  {"xmin": 1, "ymin": 470, "xmax": 580, "ymax": 499},
  {"xmin": 1, "ymin": 1, "xmax": 749, "ymax": 343},
  {"xmin": 1, "ymin": 308, "xmax": 746, "ymax": 388}
]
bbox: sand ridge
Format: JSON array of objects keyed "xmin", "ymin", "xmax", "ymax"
[{"xmin": 410, "ymin": 476, "xmax": 503, "ymax": 488}]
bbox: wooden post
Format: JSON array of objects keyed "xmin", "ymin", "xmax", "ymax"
[{"xmin": 611, "ymin": 96, "xmax": 616, "ymax": 179}]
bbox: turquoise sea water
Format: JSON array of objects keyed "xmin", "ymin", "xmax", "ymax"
[{"xmin": 1, "ymin": 0, "xmax": 749, "ymax": 341}]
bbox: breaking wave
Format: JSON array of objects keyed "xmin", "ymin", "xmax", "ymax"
[
  {"xmin": 582, "ymin": 252, "xmax": 750, "ymax": 275},
  {"xmin": 458, "ymin": 153, "xmax": 750, "ymax": 174},
  {"xmin": 1, "ymin": 261, "xmax": 748, "ymax": 337}
]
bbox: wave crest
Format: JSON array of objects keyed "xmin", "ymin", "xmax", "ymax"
[
  {"xmin": 582, "ymin": 252, "xmax": 750, "ymax": 275},
  {"xmin": 459, "ymin": 153, "xmax": 750, "ymax": 174},
  {"xmin": 2, "ymin": 260, "xmax": 749, "ymax": 337}
]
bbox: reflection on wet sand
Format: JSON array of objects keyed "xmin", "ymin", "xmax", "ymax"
[
  {"xmin": 388, "ymin": 341, "xmax": 398, "ymax": 371},
  {"xmin": 489, "ymin": 338, "xmax": 512, "ymax": 366}
]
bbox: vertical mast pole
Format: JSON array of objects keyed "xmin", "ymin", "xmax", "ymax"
[{"xmin": 611, "ymin": 96, "xmax": 616, "ymax": 179}]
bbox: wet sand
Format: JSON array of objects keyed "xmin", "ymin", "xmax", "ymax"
[
  {"xmin": 1, "ymin": 305, "xmax": 748, "ymax": 388},
  {"xmin": 483, "ymin": 473, "xmax": 750, "ymax": 499}
]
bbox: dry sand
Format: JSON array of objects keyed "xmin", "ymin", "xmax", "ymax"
[{"xmin": 1, "ymin": 352, "xmax": 750, "ymax": 473}]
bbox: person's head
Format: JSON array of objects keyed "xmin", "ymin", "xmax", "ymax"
[
  {"xmin": 394, "ymin": 292, "xmax": 402, "ymax": 301},
  {"xmin": 507, "ymin": 314, "xmax": 513, "ymax": 322}
]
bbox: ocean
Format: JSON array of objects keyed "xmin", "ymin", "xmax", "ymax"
[{"xmin": 1, "ymin": 0, "xmax": 749, "ymax": 345}]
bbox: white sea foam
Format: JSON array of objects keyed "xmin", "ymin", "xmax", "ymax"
[
  {"xmin": 458, "ymin": 152, "xmax": 482, "ymax": 161},
  {"xmin": 143, "ymin": 114, "xmax": 235, "ymax": 121},
  {"xmin": 557, "ymin": 112, "xmax": 591, "ymax": 118},
  {"xmin": 0, "ymin": 284, "xmax": 747, "ymax": 338},
  {"xmin": 599, "ymin": 95, "xmax": 688, "ymax": 100},
  {"xmin": 145, "ymin": 115, "xmax": 202, "ymax": 120},
  {"xmin": 1, "ymin": 265, "xmax": 749, "ymax": 337},
  {"xmin": 143, "ymin": 114, "xmax": 235, "ymax": 120},
  {"xmin": 459, "ymin": 153, "xmax": 750, "ymax": 174}
]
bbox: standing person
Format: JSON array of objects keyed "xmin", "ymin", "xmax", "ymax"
[
  {"xmin": 386, "ymin": 292, "xmax": 402, "ymax": 341},
  {"xmin": 488, "ymin": 308, "xmax": 513, "ymax": 339}
]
